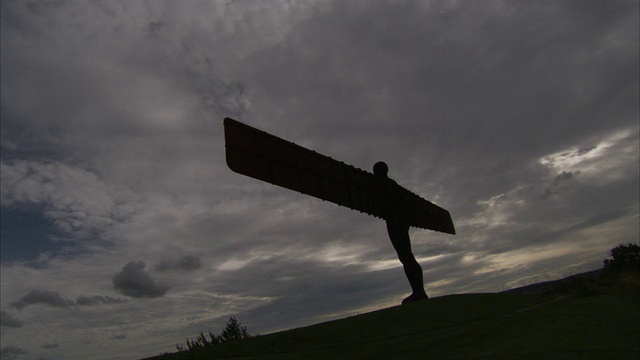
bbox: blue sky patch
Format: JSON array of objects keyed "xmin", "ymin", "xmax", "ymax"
[{"xmin": 1, "ymin": 206, "xmax": 61, "ymax": 263}]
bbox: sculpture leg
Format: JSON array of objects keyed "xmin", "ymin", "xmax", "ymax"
[{"xmin": 386, "ymin": 221, "xmax": 429, "ymax": 303}]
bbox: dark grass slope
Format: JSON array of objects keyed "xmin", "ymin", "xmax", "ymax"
[{"xmin": 145, "ymin": 272, "xmax": 639, "ymax": 359}]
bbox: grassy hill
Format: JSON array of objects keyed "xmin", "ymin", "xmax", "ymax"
[{"xmin": 144, "ymin": 271, "xmax": 639, "ymax": 359}]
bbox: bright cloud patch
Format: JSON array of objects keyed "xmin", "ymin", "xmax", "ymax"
[
  {"xmin": 0, "ymin": 160, "xmax": 138, "ymax": 240},
  {"xmin": 539, "ymin": 127, "xmax": 639, "ymax": 183}
]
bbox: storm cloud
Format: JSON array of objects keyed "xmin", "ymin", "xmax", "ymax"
[
  {"xmin": 112, "ymin": 261, "xmax": 169, "ymax": 298},
  {"xmin": 11, "ymin": 290, "xmax": 75, "ymax": 310},
  {"xmin": 0, "ymin": 311, "xmax": 24, "ymax": 328},
  {"xmin": 0, "ymin": 345, "xmax": 28, "ymax": 358}
]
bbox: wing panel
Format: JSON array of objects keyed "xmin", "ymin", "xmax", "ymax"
[{"xmin": 224, "ymin": 117, "xmax": 455, "ymax": 234}]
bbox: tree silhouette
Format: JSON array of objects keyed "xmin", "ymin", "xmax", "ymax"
[
  {"xmin": 176, "ymin": 316, "xmax": 250, "ymax": 352},
  {"xmin": 603, "ymin": 243, "xmax": 640, "ymax": 273},
  {"xmin": 219, "ymin": 316, "xmax": 250, "ymax": 342}
]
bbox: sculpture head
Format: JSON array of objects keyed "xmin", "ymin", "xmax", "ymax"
[{"xmin": 373, "ymin": 161, "xmax": 388, "ymax": 177}]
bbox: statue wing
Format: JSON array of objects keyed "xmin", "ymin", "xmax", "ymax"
[{"xmin": 224, "ymin": 117, "xmax": 455, "ymax": 234}]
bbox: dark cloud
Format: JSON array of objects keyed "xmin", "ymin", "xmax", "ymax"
[
  {"xmin": 551, "ymin": 209, "xmax": 634, "ymax": 236},
  {"xmin": 43, "ymin": 343, "xmax": 59, "ymax": 349},
  {"xmin": 0, "ymin": 311, "xmax": 24, "ymax": 327},
  {"xmin": 112, "ymin": 334, "xmax": 127, "ymax": 340},
  {"xmin": 0, "ymin": 345, "xmax": 28, "ymax": 357},
  {"xmin": 244, "ymin": 0, "xmax": 638, "ymax": 183},
  {"xmin": 75, "ymin": 295, "xmax": 127, "ymax": 306},
  {"xmin": 7, "ymin": 291, "xmax": 125, "ymax": 312},
  {"xmin": 577, "ymin": 146, "xmax": 597, "ymax": 156},
  {"xmin": 112, "ymin": 261, "xmax": 169, "ymax": 298},
  {"xmin": 11, "ymin": 290, "xmax": 75, "ymax": 310},
  {"xmin": 539, "ymin": 171, "xmax": 580, "ymax": 199},
  {"xmin": 147, "ymin": 20, "xmax": 164, "ymax": 38},
  {"xmin": 556, "ymin": 171, "xmax": 577, "ymax": 181},
  {"xmin": 155, "ymin": 255, "xmax": 203, "ymax": 272}
]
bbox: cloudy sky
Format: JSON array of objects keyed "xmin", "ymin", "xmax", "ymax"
[{"xmin": 1, "ymin": 1, "xmax": 638, "ymax": 359}]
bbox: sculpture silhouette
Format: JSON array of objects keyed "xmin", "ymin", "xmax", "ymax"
[
  {"xmin": 374, "ymin": 161, "xmax": 429, "ymax": 304},
  {"xmin": 224, "ymin": 118, "xmax": 455, "ymax": 304}
]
